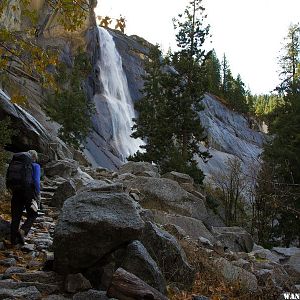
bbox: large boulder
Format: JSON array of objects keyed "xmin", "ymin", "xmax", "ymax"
[
  {"xmin": 119, "ymin": 161, "xmax": 159, "ymax": 176},
  {"xmin": 272, "ymin": 248, "xmax": 300, "ymax": 277},
  {"xmin": 211, "ymin": 226, "xmax": 254, "ymax": 253},
  {"xmin": 162, "ymin": 171, "xmax": 194, "ymax": 185},
  {"xmin": 53, "ymin": 191, "xmax": 144, "ymax": 274},
  {"xmin": 141, "ymin": 222, "xmax": 195, "ymax": 287},
  {"xmin": 50, "ymin": 180, "xmax": 76, "ymax": 208},
  {"xmin": 213, "ymin": 257, "xmax": 258, "ymax": 292},
  {"xmin": 151, "ymin": 210, "xmax": 215, "ymax": 243},
  {"xmin": 123, "ymin": 176, "xmax": 208, "ymax": 221},
  {"xmin": 44, "ymin": 159, "xmax": 79, "ymax": 178}
]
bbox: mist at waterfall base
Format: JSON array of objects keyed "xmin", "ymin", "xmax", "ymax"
[{"xmin": 86, "ymin": 27, "xmax": 143, "ymax": 166}]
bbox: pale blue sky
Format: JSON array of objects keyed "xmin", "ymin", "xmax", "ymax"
[{"xmin": 95, "ymin": 0, "xmax": 300, "ymax": 94}]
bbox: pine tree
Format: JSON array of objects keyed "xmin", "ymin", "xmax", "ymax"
[
  {"xmin": 202, "ymin": 49, "xmax": 221, "ymax": 96},
  {"xmin": 257, "ymin": 23, "xmax": 300, "ymax": 246},
  {"xmin": 130, "ymin": 45, "xmax": 173, "ymax": 164},
  {"xmin": 131, "ymin": 0, "xmax": 211, "ymax": 183},
  {"xmin": 170, "ymin": 0, "xmax": 211, "ymax": 180},
  {"xmin": 221, "ymin": 53, "xmax": 230, "ymax": 96}
]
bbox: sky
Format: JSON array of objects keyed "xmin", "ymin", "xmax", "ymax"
[{"xmin": 95, "ymin": 0, "xmax": 300, "ymax": 94}]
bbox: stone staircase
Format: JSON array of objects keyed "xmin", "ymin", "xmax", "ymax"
[
  {"xmin": 0, "ymin": 177, "xmax": 66, "ymax": 298},
  {"xmin": 39, "ymin": 177, "xmax": 66, "ymax": 219}
]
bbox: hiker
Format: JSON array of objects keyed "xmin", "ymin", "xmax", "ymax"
[
  {"xmin": 115, "ymin": 16, "xmax": 126, "ymax": 33},
  {"xmin": 99, "ymin": 15, "xmax": 112, "ymax": 28},
  {"xmin": 6, "ymin": 150, "xmax": 41, "ymax": 245}
]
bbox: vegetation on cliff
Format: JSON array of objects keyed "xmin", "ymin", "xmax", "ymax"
[
  {"xmin": 44, "ymin": 52, "xmax": 94, "ymax": 149},
  {"xmin": 130, "ymin": 0, "xmax": 211, "ymax": 183}
]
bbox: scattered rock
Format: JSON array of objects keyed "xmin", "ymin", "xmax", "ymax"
[
  {"xmin": 123, "ymin": 176, "xmax": 208, "ymax": 221},
  {"xmin": 15, "ymin": 271, "xmax": 63, "ymax": 285},
  {"xmin": 213, "ymin": 257, "xmax": 258, "ymax": 292},
  {"xmin": 120, "ymin": 240, "xmax": 166, "ymax": 294},
  {"xmin": 117, "ymin": 173, "xmax": 136, "ymax": 181},
  {"xmin": 3, "ymin": 266, "xmax": 26, "ymax": 277},
  {"xmin": 272, "ymin": 247, "xmax": 300, "ymax": 257},
  {"xmin": 107, "ymin": 268, "xmax": 168, "ymax": 300},
  {"xmin": 198, "ymin": 237, "xmax": 214, "ymax": 247},
  {"xmin": 251, "ymin": 248, "xmax": 283, "ymax": 263},
  {"xmin": 43, "ymin": 295, "xmax": 70, "ymax": 300},
  {"xmin": 152, "ymin": 210, "xmax": 215, "ymax": 242},
  {"xmin": 288, "ymin": 252, "xmax": 300, "ymax": 275},
  {"xmin": 163, "ymin": 224, "xmax": 187, "ymax": 241},
  {"xmin": 141, "ymin": 222, "xmax": 195, "ymax": 287},
  {"xmin": 231, "ymin": 258, "xmax": 251, "ymax": 271},
  {"xmin": 51, "ymin": 180, "xmax": 76, "ymax": 208},
  {"xmin": 44, "ymin": 159, "xmax": 79, "ymax": 178},
  {"xmin": 118, "ymin": 161, "xmax": 159, "ymax": 176},
  {"xmin": 0, "ymin": 258, "xmax": 17, "ymax": 267},
  {"xmin": 211, "ymin": 226, "xmax": 254, "ymax": 253},
  {"xmin": 73, "ymin": 289, "xmax": 109, "ymax": 300},
  {"xmin": 0, "ymin": 286, "xmax": 41, "ymax": 300},
  {"xmin": 192, "ymin": 296, "xmax": 211, "ymax": 300},
  {"xmin": 162, "ymin": 171, "xmax": 194, "ymax": 185},
  {"xmin": 0, "ymin": 217, "xmax": 10, "ymax": 241},
  {"xmin": 21, "ymin": 244, "xmax": 36, "ymax": 252},
  {"xmin": 65, "ymin": 273, "xmax": 92, "ymax": 293},
  {"xmin": 140, "ymin": 170, "xmax": 160, "ymax": 178}
]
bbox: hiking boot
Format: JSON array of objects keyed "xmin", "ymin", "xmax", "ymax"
[{"xmin": 17, "ymin": 229, "xmax": 25, "ymax": 245}]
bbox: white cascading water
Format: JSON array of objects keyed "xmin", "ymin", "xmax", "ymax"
[{"xmin": 96, "ymin": 26, "xmax": 143, "ymax": 161}]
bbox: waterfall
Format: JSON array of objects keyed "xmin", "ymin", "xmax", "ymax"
[{"xmin": 96, "ymin": 26, "xmax": 143, "ymax": 161}]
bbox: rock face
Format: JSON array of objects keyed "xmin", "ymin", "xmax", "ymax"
[
  {"xmin": 0, "ymin": 1, "xmax": 96, "ymax": 161},
  {"xmin": 0, "ymin": 90, "xmax": 71, "ymax": 159},
  {"xmin": 197, "ymin": 94, "xmax": 266, "ymax": 183},
  {"xmin": 53, "ymin": 191, "xmax": 144, "ymax": 274},
  {"xmin": 211, "ymin": 226, "xmax": 254, "ymax": 253},
  {"xmin": 123, "ymin": 176, "xmax": 208, "ymax": 221}
]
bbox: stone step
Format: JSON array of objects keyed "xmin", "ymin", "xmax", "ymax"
[
  {"xmin": 41, "ymin": 185, "xmax": 58, "ymax": 192},
  {"xmin": 40, "ymin": 191, "xmax": 55, "ymax": 197}
]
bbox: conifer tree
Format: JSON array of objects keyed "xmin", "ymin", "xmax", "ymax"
[
  {"xmin": 130, "ymin": 45, "xmax": 173, "ymax": 164},
  {"xmin": 171, "ymin": 0, "xmax": 211, "ymax": 162},
  {"xmin": 256, "ymin": 23, "xmax": 300, "ymax": 246},
  {"xmin": 202, "ymin": 49, "xmax": 221, "ymax": 96},
  {"xmin": 130, "ymin": 0, "xmax": 211, "ymax": 183}
]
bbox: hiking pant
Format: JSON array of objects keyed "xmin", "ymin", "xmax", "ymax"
[{"xmin": 10, "ymin": 188, "xmax": 38, "ymax": 245}]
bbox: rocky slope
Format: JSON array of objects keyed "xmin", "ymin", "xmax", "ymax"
[
  {"xmin": 0, "ymin": 160, "xmax": 298, "ymax": 299},
  {"xmin": 197, "ymin": 93, "xmax": 266, "ymax": 182}
]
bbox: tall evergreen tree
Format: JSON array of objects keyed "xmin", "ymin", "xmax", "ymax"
[
  {"xmin": 130, "ymin": 0, "xmax": 211, "ymax": 183},
  {"xmin": 202, "ymin": 49, "xmax": 221, "ymax": 95},
  {"xmin": 130, "ymin": 45, "xmax": 173, "ymax": 164},
  {"xmin": 257, "ymin": 23, "xmax": 300, "ymax": 246},
  {"xmin": 170, "ymin": 0, "xmax": 211, "ymax": 178},
  {"xmin": 221, "ymin": 53, "xmax": 230, "ymax": 96}
]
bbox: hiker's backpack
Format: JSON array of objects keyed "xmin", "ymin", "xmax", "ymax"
[{"xmin": 6, "ymin": 152, "xmax": 33, "ymax": 190}]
